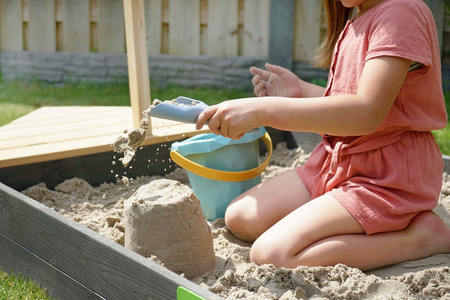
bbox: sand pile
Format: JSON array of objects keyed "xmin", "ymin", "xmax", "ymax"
[
  {"xmin": 22, "ymin": 143, "xmax": 450, "ymax": 299},
  {"xmin": 124, "ymin": 179, "xmax": 215, "ymax": 278}
]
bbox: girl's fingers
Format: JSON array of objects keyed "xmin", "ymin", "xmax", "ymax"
[
  {"xmin": 249, "ymin": 66, "xmax": 263, "ymax": 76},
  {"xmin": 252, "ymin": 75, "xmax": 261, "ymax": 86},
  {"xmin": 250, "ymin": 66, "xmax": 271, "ymax": 81},
  {"xmin": 252, "ymin": 75, "xmax": 267, "ymax": 97},
  {"xmin": 196, "ymin": 105, "xmax": 217, "ymax": 130},
  {"xmin": 265, "ymin": 63, "xmax": 286, "ymax": 76}
]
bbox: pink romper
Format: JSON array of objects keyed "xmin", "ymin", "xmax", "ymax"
[{"xmin": 296, "ymin": 0, "xmax": 448, "ymax": 234}]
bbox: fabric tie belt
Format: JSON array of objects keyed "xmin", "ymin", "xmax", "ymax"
[{"xmin": 312, "ymin": 129, "xmax": 403, "ymax": 198}]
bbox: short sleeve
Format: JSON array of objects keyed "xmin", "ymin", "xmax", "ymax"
[{"xmin": 365, "ymin": 1, "xmax": 434, "ymax": 68}]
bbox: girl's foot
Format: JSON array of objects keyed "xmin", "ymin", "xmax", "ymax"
[{"xmin": 405, "ymin": 211, "xmax": 450, "ymax": 259}]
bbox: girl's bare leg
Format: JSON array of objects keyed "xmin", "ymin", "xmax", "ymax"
[
  {"xmin": 226, "ymin": 169, "xmax": 450, "ymax": 270},
  {"xmin": 249, "ymin": 194, "xmax": 366, "ymax": 268},
  {"xmin": 250, "ymin": 195, "xmax": 450, "ymax": 270},
  {"xmin": 225, "ymin": 169, "xmax": 311, "ymax": 242},
  {"xmin": 292, "ymin": 210, "xmax": 450, "ymax": 271}
]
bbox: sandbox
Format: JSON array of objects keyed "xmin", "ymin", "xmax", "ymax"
[{"xmin": 1, "ymin": 130, "xmax": 449, "ymax": 300}]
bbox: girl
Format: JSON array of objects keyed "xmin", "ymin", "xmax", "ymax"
[{"xmin": 196, "ymin": 0, "xmax": 450, "ymax": 270}]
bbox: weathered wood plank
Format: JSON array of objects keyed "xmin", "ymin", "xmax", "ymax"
[
  {"xmin": 268, "ymin": 0, "xmax": 295, "ymax": 69},
  {"xmin": 0, "ymin": 0, "xmax": 23, "ymax": 51},
  {"xmin": 0, "ymin": 107, "xmax": 132, "ymax": 142},
  {"xmin": 285, "ymin": 131, "xmax": 321, "ymax": 154},
  {"xmin": 0, "ymin": 232, "xmax": 101, "ymax": 299},
  {"xmin": 0, "ymin": 127, "xmax": 285, "ymax": 192},
  {"xmin": 0, "ymin": 125, "xmax": 205, "ymax": 168},
  {"xmin": 293, "ymin": 0, "xmax": 322, "ymax": 62},
  {"xmin": 0, "ymin": 183, "xmax": 220, "ymax": 299},
  {"xmin": 445, "ymin": 155, "xmax": 450, "ymax": 174},
  {"xmin": 169, "ymin": 0, "xmax": 200, "ymax": 55},
  {"xmin": 0, "ymin": 143, "xmax": 171, "ymax": 191},
  {"xmin": 97, "ymin": 0, "xmax": 125, "ymax": 53},
  {"xmin": 0, "ymin": 106, "xmax": 209, "ymax": 168},
  {"xmin": 28, "ymin": 0, "xmax": 56, "ymax": 52},
  {"xmin": 123, "ymin": 0, "xmax": 152, "ymax": 128},
  {"xmin": 242, "ymin": 0, "xmax": 270, "ymax": 57},
  {"xmin": 62, "ymin": 0, "xmax": 90, "ymax": 52},
  {"xmin": 206, "ymin": 0, "xmax": 239, "ymax": 57},
  {"xmin": 145, "ymin": 0, "xmax": 163, "ymax": 55}
]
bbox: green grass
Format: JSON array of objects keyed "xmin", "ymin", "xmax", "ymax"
[
  {"xmin": 0, "ymin": 267, "xmax": 54, "ymax": 300},
  {"xmin": 433, "ymin": 90, "xmax": 450, "ymax": 156},
  {"xmin": 0, "ymin": 80, "xmax": 251, "ymax": 126}
]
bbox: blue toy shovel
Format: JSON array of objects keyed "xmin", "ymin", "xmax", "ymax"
[
  {"xmin": 147, "ymin": 96, "xmax": 259, "ymax": 134},
  {"xmin": 147, "ymin": 96, "xmax": 209, "ymax": 124}
]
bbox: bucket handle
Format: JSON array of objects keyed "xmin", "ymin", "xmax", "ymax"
[{"xmin": 170, "ymin": 132, "xmax": 273, "ymax": 182}]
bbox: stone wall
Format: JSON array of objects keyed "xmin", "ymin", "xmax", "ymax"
[{"xmin": 0, "ymin": 51, "xmax": 328, "ymax": 91}]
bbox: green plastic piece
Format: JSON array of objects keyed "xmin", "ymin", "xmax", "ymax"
[{"xmin": 177, "ymin": 286, "xmax": 206, "ymax": 300}]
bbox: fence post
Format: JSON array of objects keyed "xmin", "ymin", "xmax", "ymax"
[
  {"xmin": 423, "ymin": 0, "xmax": 444, "ymax": 54},
  {"xmin": 268, "ymin": 0, "xmax": 295, "ymax": 70}
]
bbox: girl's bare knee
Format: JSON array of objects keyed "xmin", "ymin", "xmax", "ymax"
[
  {"xmin": 225, "ymin": 202, "xmax": 259, "ymax": 242},
  {"xmin": 250, "ymin": 237, "xmax": 290, "ymax": 267},
  {"xmin": 249, "ymin": 238, "xmax": 271, "ymax": 266}
]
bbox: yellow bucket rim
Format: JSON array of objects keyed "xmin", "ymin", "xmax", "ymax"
[{"xmin": 170, "ymin": 132, "xmax": 272, "ymax": 182}]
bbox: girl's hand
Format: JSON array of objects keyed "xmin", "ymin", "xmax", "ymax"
[
  {"xmin": 196, "ymin": 99, "xmax": 263, "ymax": 140},
  {"xmin": 250, "ymin": 63, "xmax": 303, "ymax": 98}
]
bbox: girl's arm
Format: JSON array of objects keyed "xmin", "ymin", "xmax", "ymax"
[
  {"xmin": 197, "ymin": 56, "xmax": 411, "ymax": 139},
  {"xmin": 250, "ymin": 63, "xmax": 326, "ymax": 98}
]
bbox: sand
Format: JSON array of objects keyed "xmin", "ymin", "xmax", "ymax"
[
  {"xmin": 124, "ymin": 179, "xmax": 216, "ymax": 278},
  {"xmin": 114, "ymin": 112, "xmax": 150, "ymax": 167},
  {"xmin": 113, "ymin": 98, "xmax": 194, "ymax": 167},
  {"xmin": 22, "ymin": 142, "xmax": 450, "ymax": 299}
]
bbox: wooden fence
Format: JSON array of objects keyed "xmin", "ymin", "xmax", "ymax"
[
  {"xmin": 0, "ymin": 0, "xmax": 323, "ymax": 62},
  {"xmin": 0, "ymin": 0, "xmax": 447, "ymax": 62}
]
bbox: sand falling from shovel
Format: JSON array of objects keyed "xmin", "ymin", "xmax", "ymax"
[
  {"xmin": 113, "ymin": 115, "xmax": 148, "ymax": 167},
  {"xmin": 113, "ymin": 98, "xmax": 192, "ymax": 167}
]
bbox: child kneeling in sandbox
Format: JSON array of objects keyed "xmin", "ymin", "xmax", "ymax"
[{"xmin": 195, "ymin": 0, "xmax": 450, "ymax": 270}]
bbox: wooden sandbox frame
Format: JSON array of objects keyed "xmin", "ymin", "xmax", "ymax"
[
  {"xmin": 0, "ymin": 127, "xmax": 286, "ymax": 300},
  {"xmin": 0, "ymin": 130, "xmax": 449, "ymax": 299},
  {"xmin": 0, "ymin": 0, "xmax": 449, "ymax": 298}
]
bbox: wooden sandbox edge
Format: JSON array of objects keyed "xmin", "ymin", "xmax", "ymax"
[
  {"xmin": 0, "ymin": 128, "xmax": 285, "ymax": 300},
  {"xmin": 444, "ymin": 155, "xmax": 450, "ymax": 174},
  {"xmin": 0, "ymin": 182, "xmax": 221, "ymax": 300},
  {"xmin": 0, "ymin": 130, "xmax": 447, "ymax": 300}
]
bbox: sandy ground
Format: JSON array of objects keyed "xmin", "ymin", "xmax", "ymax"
[{"xmin": 23, "ymin": 142, "xmax": 450, "ymax": 299}]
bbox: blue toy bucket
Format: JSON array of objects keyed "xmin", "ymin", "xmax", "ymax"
[{"xmin": 170, "ymin": 128, "xmax": 272, "ymax": 220}]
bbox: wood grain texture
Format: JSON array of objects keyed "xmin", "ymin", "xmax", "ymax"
[
  {"xmin": 145, "ymin": 0, "xmax": 163, "ymax": 55},
  {"xmin": 0, "ymin": 0, "xmax": 23, "ymax": 51},
  {"xmin": 169, "ymin": 0, "xmax": 200, "ymax": 55},
  {"xmin": 293, "ymin": 0, "xmax": 322, "ymax": 62},
  {"xmin": 206, "ymin": 0, "xmax": 239, "ymax": 57},
  {"xmin": 0, "ymin": 232, "xmax": 101, "ymax": 299},
  {"xmin": 0, "ymin": 183, "xmax": 221, "ymax": 299},
  {"xmin": 242, "ymin": 0, "xmax": 269, "ymax": 57},
  {"xmin": 28, "ymin": 0, "xmax": 56, "ymax": 52},
  {"xmin": 97, "ymin": 0, "xmax": 125, "ymax": 53},
  {"xmin": 62, "ymin": 0, "xmax": 90, "ymax": 52},
  {"xmin": 123, "ymin": 0, "xmax": 152, "ymax": 128},
  {"xmin": 0, "ymin": 106, "xmax": 210, "ymax": 168}
]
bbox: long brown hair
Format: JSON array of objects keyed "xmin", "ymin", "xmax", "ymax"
[{"xmin": 312, "ymin": 1, "xmax": 354, "ymax": 69}]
